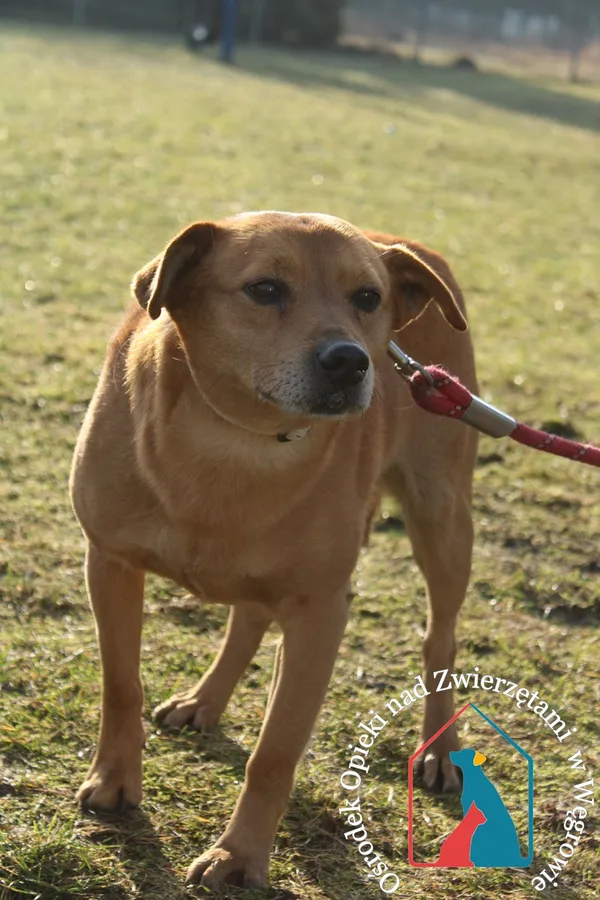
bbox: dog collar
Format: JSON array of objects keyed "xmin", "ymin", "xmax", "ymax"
[{"xmin": 277, "ymin": 427, "xmax": 311, "ymax": 443}]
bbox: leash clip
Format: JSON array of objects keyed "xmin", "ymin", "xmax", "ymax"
[
  {"xmin": 389, "ymin": 340, "xmax": 516, "ymax": 438},
  {"xmin": 388, "ymin": 340, "xmax": 434, "ymax": 385}
]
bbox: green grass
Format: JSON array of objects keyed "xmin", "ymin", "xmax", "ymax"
[{"xmin": 1, "ymin": 23, "xmax": 599, "ymax": 900}]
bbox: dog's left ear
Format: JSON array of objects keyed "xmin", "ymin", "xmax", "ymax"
[
  {"xmin": 377, "ymin": 241, "xmax": 468, "ymax": 333},
  {"xmin": 132, "ymin": 222, "xmax": 218, "ymax": 321}
]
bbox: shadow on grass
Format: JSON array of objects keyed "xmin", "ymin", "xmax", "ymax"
[
  {"xmin": 67, "ymin": 722, "xmax": 596, "ymax": 899},
  {"xmin": 6, "ymin": 20, "xmax": 600, "ymax": 132},
  {"xmin": 280, "ymin": 790, "xmax": 373, "ymax": 899},
  {"xmin": 79, "ymin": 808, "xmax": 185, "ymax": 899},
  {"xmin": 81, "ymin": 806, "xmax": 299, "ymax": 900},
  {"xmin": 145, "ymin": 726, "xmax": 372, "ymax": 898},
  {"xmin": 237, "ymin": 48, "xmax": 600, "ymax": 133}
]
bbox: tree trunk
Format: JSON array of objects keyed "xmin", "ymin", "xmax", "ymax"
[
  {"xmin": 568, "ymin": 38, "xmax": 581, "ymax": 83},
  {"xmin": 413, "ymin": 2, "xmax": 430, "ymax": 62},
  {"xmin": 73, "ymin": 0, "xmax": 87, "ymax": 27},
  {"xmin": 565, "ymin": 1, "xmax": 590, "ymax": 84},
  {"xmin": 249, "ymin": 0, "xmax": 267, "ymax": 43}
]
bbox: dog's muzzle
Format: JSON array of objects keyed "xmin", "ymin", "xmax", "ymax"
[
  {"xmin": 306, "ymin": 339, "xmax": 372, "ymax": 416},
  {"xmin": 315, "ymin": 340, "xmax": 370, "ymax": 389}
]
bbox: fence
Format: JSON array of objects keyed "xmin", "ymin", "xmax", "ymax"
[
  {"xmin": 343, "ymin": 1, "xmax": 600, "ymax": 80},
  {"xmin": 345, "ymin": 1, "xmax": 599, "ymax": 47}
]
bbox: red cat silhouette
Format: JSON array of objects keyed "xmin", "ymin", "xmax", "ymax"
[{"xmin": 435, "ymin": 801, "xmax": 487, "ymax": 867}]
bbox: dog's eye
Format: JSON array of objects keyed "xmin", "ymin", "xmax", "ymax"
[
  {"xmin": 244, "ymin": 280, "xmax": 288, "ymax": 306},
  {"xmin": 351, "ymin": 288, "xmax": 381, "ymax": 313}
]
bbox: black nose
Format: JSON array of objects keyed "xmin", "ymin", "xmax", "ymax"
[{"xmin": 316, "ymin": 340, "xmax": 370, "ymax": 387}]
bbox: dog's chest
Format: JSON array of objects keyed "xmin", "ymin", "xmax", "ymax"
[
  {"xmin": 125, "ymin": 425, "xmax": 377, "ymax": 603},
  {"xmin": 139, "ymin": 488, "xmax": 358, "ymax": 605},
  {"xmin": 174, "ymin": 532, "xmax": 287, "ymax": 605}
]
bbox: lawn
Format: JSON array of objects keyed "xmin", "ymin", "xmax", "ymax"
[{"xmin": 0, "ymin": 22, "xmax": 598, "ymax": 900}]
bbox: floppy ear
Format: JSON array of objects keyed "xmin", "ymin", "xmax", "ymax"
[
  {"xmin": 132, "ymin": 222, "xmax": 217, "ymax": 321},
  {"xmin": 376, "ymin": 240, "xmax": 468, "ymax": 333}
]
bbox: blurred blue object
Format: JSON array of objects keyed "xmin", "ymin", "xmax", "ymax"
[{"xmin": 220, "ymin": 0, "xmax": 237, "ymax": 63}]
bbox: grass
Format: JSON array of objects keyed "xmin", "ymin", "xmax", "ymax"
[{"xmin": 0, "ymin": 22, "xmax": 599, "ymax": 900}]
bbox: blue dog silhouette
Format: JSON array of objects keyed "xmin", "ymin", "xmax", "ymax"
[{"xmin": 449, "ymin": 748, "xmax": 527, "ymax": 867}]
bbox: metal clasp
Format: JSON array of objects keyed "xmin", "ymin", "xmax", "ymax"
[
  {"xmin": 387, "ymin": 340, "xmax": 434, "ymax": 384},
  {"xmin": 388, "ymin": 340, "xmax": 517, "ymax": 439}
]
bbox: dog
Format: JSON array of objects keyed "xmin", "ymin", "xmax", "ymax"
[{"xmin": 70, "ymin": 211, "xmax": 478, "ymax": 888}]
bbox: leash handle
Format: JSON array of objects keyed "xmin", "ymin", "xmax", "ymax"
[{"xmin": 387, "ymin": 342, "xmax": 600, "ymax": 469}]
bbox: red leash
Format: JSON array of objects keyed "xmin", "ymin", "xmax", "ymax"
[{"xmin": 388, "ymin": 342, "xmax": 600, "ymax": 469}]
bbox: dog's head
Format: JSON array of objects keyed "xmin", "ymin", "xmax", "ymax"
[{"xmin": 132, "ymin": 212, "xmax": 466, "ymax": 430}]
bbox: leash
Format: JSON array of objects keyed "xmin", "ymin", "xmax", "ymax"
[{"xmin": 388, "ymin": 341, "xmax": 600, "ymax": 469}]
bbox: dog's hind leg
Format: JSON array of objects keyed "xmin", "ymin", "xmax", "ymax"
[
  {"xmin": 385, "ymin": 422, "xmax": 477, "ymax": 793},
  {"xmin": 154, "ymin": 601, "xmax": 272, "ymax": 729}
]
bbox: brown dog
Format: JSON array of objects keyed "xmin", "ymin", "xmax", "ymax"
[{"xmin": 70, "ymin": 211, "xmax": 478, "ymax": 888}]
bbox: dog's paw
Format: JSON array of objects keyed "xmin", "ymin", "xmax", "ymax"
[
  {"xmin": 185, "ymin": 846, "xmax": 269, "ymax": 889},
  {"xmin": 153, "ymin": 692, "xmax": 222, "ymax": 730},
  {"xmin": 76, "ymin": 761, "xmax": 142, "ymax": 811},
  {"xmin": 413, "ymin": 735, "xmax": 462, "ymax": 794},
  {"xmin": 415, "ymin": 748, "xmax": 461, "ymax": 792}
]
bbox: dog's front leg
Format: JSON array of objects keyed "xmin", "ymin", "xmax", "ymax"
[
  {"xmin": 186, "ymin": 591, "xmax": 349, "ymax": 889},
  {"xmin": 76, "ymin": 544, "xmax": 145, "ymax": 810}
]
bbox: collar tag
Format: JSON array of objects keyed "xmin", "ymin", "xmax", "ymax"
[{"xmin": 277, "ymin": 427, "xmax": 311, "ymax": 443}]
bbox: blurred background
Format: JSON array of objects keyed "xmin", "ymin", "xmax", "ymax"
[{"xmin": 1, "ymin": 0, "xmax": 599, "ymax": 81}]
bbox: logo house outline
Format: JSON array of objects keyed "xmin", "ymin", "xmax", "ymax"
[{"xmin": 407, "ymin": 701, "xmax": 534, "ymax": 868}]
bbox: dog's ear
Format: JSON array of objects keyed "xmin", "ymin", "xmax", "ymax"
[
  {"xmin": 132, "ymin": 222, "xmax": 217, "ymax": 321},
  {"xmin": 376, "ymin": 240, "xmax": 468, "ymax": 333}
]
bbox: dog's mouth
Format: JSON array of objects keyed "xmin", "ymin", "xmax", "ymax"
[
  {"xmin": 254, "ymin": 350, "xmax": 375, "ymax": 421},
  {"xmin": 306, "ymin": 386, "xmax": 368, "ymax": 417},
  {"xmin": 257, "ymin": 382, "xmax": 372, "ymax": 419}
]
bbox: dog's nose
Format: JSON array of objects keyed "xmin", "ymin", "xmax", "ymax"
[{"xmin": 316, "ymin": 341, "xmax": 370, "ymax": 387}]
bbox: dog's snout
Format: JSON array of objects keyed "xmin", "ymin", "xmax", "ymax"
[{"xmin": 316, "ymin": 341, "xmax": 370, "ymax": 387}]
